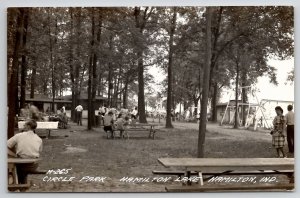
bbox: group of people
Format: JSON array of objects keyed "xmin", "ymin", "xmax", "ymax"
[
  {"xmin": 271, "ymin": 105, "xmax": 294, "ymax": 158},
  {"xmin": 102, "ymin": 107, "xmax": 138, "ymax": 138},
  {"xmin": 74, "ymin": 104, "xmax": 139, "ymax": 138}
]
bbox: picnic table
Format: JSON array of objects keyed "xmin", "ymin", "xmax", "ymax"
[
  {"xmin": 8, "ymin": 158, "xmax": 43, "ymax": 191},
  {"xmin": 125, "ymin": 122, "xmax": 158, "ymax": 139},
  {"xmin": 18, "ymin": 121, "xmax": 59, "ymax": 138},
  {"xmin": 157, "ymin": 158, "xmax": 294, "ymax": 192},
  {"xmin": 111, "ymin": 122, "xmax": 159, "ymax": 139}
]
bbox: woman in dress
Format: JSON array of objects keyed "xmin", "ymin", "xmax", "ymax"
[{"xmin": 271, "ymin": 106, "xmax": 287, "ymax": 158}]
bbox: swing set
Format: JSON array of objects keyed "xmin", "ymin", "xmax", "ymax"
[{"xmin": 220, "ymin": 86, "xmax": 269, "ymax": 130}]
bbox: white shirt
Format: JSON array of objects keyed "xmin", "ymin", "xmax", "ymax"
[
  {"xmin": 75, "ymin": 105, "xmax": 83, "ymax": 112},
  {"xmin": 7, "ymin": 130, "xmax": 42, "ymax": 158},
  {"xmin": 99, "ymin": 107, "xmax": 105, "ymax": 113},
  {"xmin": 132, "ymin": 109, "xmax": 137, "ymax": 116},
  {"xmin": 285, "ymin": 111, "xmax": 294, "ymax": 125}
]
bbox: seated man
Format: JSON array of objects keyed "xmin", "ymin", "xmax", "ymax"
[{"xmin": 7, "ymin": 120, "xmax": 43, "ymax": 184}]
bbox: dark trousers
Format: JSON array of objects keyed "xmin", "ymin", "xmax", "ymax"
[
  {"xmin": 16, "ymin": 163, "xmax": 38, "ymax": 184},
  {"xmin": 76, "ymin": 111, "xmax": 82, "ymax": 126},
  {"xmin": 287, "ymin": 125, "xmax": 294, "ymax": 153}
]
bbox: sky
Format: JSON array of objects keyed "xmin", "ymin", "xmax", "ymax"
[{"xmin": 147, "ymin": 57, "xmax": 295, "ymax": 104}]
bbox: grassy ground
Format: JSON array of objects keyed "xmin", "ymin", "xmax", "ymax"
[{"xmin": 26, "ymin": 119, "xmax": 293, "ymax": 192}]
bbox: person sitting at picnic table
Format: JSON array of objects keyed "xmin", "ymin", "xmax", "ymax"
[
  {"xmin": 58, "ymin": 110, "xmax": 68, "ymax": 129},
  {"xmin": 271, "ymin": 106, "xmax": 287, "ymax": 158},
  {"xmin": 115, "ymin": 114, "xmax": 130, "ymax": 138},
  {"xmin": 7, "ymin": 119, "xmax": 43, "ymax": 184},
  {"xmin": 103, "ymin": 111, "xmax": 115, "ymax": 138}
]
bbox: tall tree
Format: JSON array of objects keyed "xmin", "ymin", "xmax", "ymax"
[
  {"xmin": 198, "ymin": 7, "xmax": 212, "ymax": 158},
  {"xmin": 8, "ymin": 8, "xmax": 25, "ymax": 138},
  {"xmin": 166, "ymin": 8, "xmax": 177, "ymax": 128},
  {"xmin": 19, "ymin": 9, "xmax": 29, "ymax": 109},
  {"xmin": 134, "ymin": 7, "xmax": 154, "ymax": 123}
]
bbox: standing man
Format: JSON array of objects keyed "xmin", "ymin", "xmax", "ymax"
[
  {"xmin": 131, "ymin": 107, "xmax": 138, "ymax": 120},
  {"xmin": 99, "ymin": 105, "xmax": 106, "ymax": 116},
  {"xmin": 75, "ymin": 104, "xmax": 83, "ymax": 126},
  {"xmin": 61, "ymin": 105, "xmax": 66, "ymax": 113},
  {"xmin": 285, "ymin": 105, "xmax": 294, "ymax": 153}
]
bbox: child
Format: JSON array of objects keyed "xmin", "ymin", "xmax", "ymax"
[
  {"xmin": 103, "ymin": 111, "xmax": 114, "ymax": 139},
  {"xmin": 116, "ymin": 114, "xmax": 130, "ymax": 138}
]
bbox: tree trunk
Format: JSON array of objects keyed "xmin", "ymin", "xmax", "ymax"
[
  {"xmin": 88, "ymin": 55, "xmax": 93, "ymax": 130},
  {"xmin": 88, "ymin": 8, "xmax": 97, "ymax": 130},
  {"xmin": 8, "ymin": 8, "xmax": 24, "ymax": 139},
  {"xmin": 137, "ymin": 54, "xmax": 147, "ymax": 123},
  {"xmin": 30, "ymin": 62, "xmax": 36, "ymax": 99},
  {"xmin": 211, "ymin": 83, "xmax": 218, "ymax": 122},
  {"xmin": 20, "ymin": 10, "xmax": 29, "ymax": 109},
  {"xmin": 48, "ymin": 9, "xmax": 56, "ymax": 112},
  {"xmin": 166, "ymin": 8, "xmax": 177, "ymax": 128},
  {"xmin": 69, "ymin": 7, "xmax": 76, "ymax": 121},
  {"xmin": 234, "ymin": 61, "xmax": 240, "ymax": 129},
  {"xmin": 198, "ymin": 7, "xmax": 212, "ymax": 158},
  {"xmin": 241, "ymin": 71, "xmax": 248, "ymax": 125},
  {"xmin": 107, "ymin": 35, "xmax": 113, "ymax": 107},
  {"xmin": 73, "ymin": 7, "xmax": 82, "ymax": 122},
  {"xmin": 123, "ymin": 79, "xmax": 129, "ymax": 109},
  {"xmin": 134, "ymin": 7, "xmax": 148, "ymax": 123}
]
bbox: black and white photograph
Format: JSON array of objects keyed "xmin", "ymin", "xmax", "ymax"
[{"xmin": 6, "ymin": 5, "xmax": 294, "ymax": 193}]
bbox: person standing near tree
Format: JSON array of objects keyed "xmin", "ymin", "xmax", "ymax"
[
  {"xmin": 75, "ymin": 104, "xmax": 83, "ymax": 126},
  {"xmin": 131, "ymin": 107, "xmax": 138, "ymax": 120},
  {"xmin": 61, "ymin": 105, "xmax": 66, "ymax": 113},
  {"xmin": 285, "ymin": 105, "xmax": 294, "ymax": 153},
  {"xmin": 271, "ymin": 106, "xmax": 287, "ymax": 158}
]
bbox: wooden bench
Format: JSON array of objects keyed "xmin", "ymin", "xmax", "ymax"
[
  {"xmin": 18, "ymin": 121, "xmax": 59, "ymax": 138},
  {"xmin": 153, "ymin": 170, "xmax": 294, "ymax": 181},
  {"xmin": 8, "ymin": 158, "xmax": 45, "ymax": 192},
  {"xmin": 165, "ymin": 183, "xmax": 294, "ymax": 192},
  {"xmin": 152, "ymin": 170, "xmax": 199, "ymax": 177},
  {"xmin": 8, "ymin": 183, "xmax": 31, "ymax": 192},
  {"xmin": 110, "ymin": 123, "xmax": 158, "ymax": 139},
  {"xmin": 158, "ymin": 158, "xmax": 294, "ymax": 191}
]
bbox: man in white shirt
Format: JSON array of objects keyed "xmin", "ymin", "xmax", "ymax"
[
  {"xmin": 7, "ymin": 119, "xmax": 43, "ymax": 183},
  {"xmin": 61, "ymin": 106, "xmax": 66, "ymax": 113},
  {"xmin": 99, "ymin": 105, "xmax": 106, "ymax": 116},
  {"xmin": 75, "ymin": 104, "xmax": 83, "ymax": 126},
  {"xmin": 285, "ymin": 105, "xmax": 294, "ymax": 153},
  {"xmin": 131, "ymin": 107, "xmax": 138, "ymax": 120}
]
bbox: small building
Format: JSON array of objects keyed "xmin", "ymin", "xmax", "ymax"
[
  {"xmin": 24, "ymin": 94, "xmax": 71, "ymax": 113},
  {"xmin": 23, "ymin": 93, "xmax": 122, "ymax": 113},
  {"xmin": 60, "ymin": 93, "xmax": 122, "ymax": 110}
]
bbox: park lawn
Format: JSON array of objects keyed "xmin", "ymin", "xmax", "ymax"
[{"xmin": 27, "ymin": 121, "xmax": 292, "ymax": 192}]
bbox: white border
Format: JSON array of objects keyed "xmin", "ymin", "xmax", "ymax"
[{"xmin": 0, "ymin": 1, "xmax": 298, "ymax": 198}]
